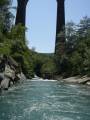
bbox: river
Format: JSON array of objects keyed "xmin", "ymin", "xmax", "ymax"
[{"xmin": 0, "ymin": 79, "xmax": 90, "ymax": 120}]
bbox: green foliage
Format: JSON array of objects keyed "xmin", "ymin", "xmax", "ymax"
[
  {"xmin": 0, "ymin": 41, "xmax": 11, "ymax": 55},
  {"xmin": 41, "ymin": 60, "xmax": 57, "ymax": 75},
  {"xmin": 1, "ymin": 1, "xmax": 90, "ymax": 79},
  {"xmin": 0, "ymin": 0, "xmax": 13, "ymax": 33},
  {"xmin": 78, "ymin": 16, "xmax": 90, "ymax": 38},
  {"xmin": 0, "ymin": 18, "xmax": 34, "ymax": 78},
  {"xmin": 8, "ymin": 24, "xmax": 34, "ymax": 78},
  {"xmin": 32, "ymin": 53, "xmax": 54, "ymax": 77},
  {"xmin": 12, "ymin": 52, "xmax": 34, "ymax": 79},
  {"xmin": 66, "ymin": 21, "xmax": 77, "ymax": 54},
  {"xmin": 70, "ymin": 52, "xmax": 83, "ymax": 75},
  {"xmin": 8, "ymin": 24, "xmax": 26, "ymax": 41},
  {"xmin": 0, "ymin": 0, "xmax": 56, "ymax": 79},
  {"xmin": 55, "ymin": 16, "xmax": 90, "ymax": 77}
]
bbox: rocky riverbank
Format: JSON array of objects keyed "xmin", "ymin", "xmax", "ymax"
[
  {"xmin": 61, "ymin": 76, "xmax": 90, "ymax": 85},
  {"xmin": 0, "ymin": 55, "xmax": 26, "ymax": 90}
]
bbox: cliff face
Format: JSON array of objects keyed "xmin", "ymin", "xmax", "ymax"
[{"xmin": 0, "ymin": 55, "xmax": 26, "ymax": 90}]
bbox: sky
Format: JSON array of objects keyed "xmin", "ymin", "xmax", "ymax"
[{"xmin": 13, "ymin": 0, "xmax": 90, "ymax": 53}]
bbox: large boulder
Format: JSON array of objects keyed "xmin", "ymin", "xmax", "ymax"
[
  {"xmin": 20, "ymin": 72, "xmax": 26, "ymax": 81},
  {"xmin": 15, "ymin": 72, "xmax": 26, "ymax": 82},
  {"xmin": 0, "ymin": 77, "xmax": 10, "ymax": 90},
  {"xmin": 86, "ymin": 81, "xmax": 90, "ymax": 85},
  {"xmin": 62, "ymin": 76, "xmax": 90, "ymax": 85},
  {"xmin": 0, "ymin": 55, "xmax": 26, "ymax": 91},
  {"xmin": 0, "ymin": 73, "xmax": 4, "ymax": 82},
  {"xmin": 78, "ymin": 76, "xmax": 90, "ymax": 84},
  {"xmin": 4, "ymin": 65, "xmax": 15, "ymax": 80}
]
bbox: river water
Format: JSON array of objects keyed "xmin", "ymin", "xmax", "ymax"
[{"xmin": 0, "ymin": 79, "xmax": 90, "ymax": 120}]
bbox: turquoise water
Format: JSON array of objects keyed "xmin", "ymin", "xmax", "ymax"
[{"xmin": 0, "ymin": 79, "xmax": 90, "ymax": 120}]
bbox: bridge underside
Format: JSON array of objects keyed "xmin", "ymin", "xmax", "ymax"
[{"xmin": 15, "ymin": 0, "xmax": 65, "ymax": 55}]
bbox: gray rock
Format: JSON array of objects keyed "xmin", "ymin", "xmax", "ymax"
[
  {"xmin": 1, "ymin": 77, "xmax": 10, "ymax": 90},
  {"xmin": 9, "ymin": 81, "xmax": 14, "ymax": 87},
  {"xmin": 63, "ymin": 76, "xmax": 90, "ymax": 85},
  {"xmin": 78, "ymin": 77, "xmax": 90, "ymax": 84},
  {"xmin": 86, "ymin": 81, "xmax": 90, "ymax": 85},
  {"xmin": 63, "ymin": 77, "xmax": 79, "ymax": 83},
  {"xmin": 15, "ymin": 72, "xmax": 26, "ymax": 82},
  {"xmin": 0, "ymin": 73, "xmax": 4, "ymax": 81},
  {"xmin": 4, "ymin": 65, "xmax": 15, "ymax": 80},
  {"xmin": 0, "ymin": 55, "xmax": 26, "ymax": 91},
  {"xmin": 20, "ymin": 72, "xmax": 26, "ymax": 81}
]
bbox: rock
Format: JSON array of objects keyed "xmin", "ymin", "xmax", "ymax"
[
  {"xmin": 15, "ymin": 72, "xmax": 26, "ymax": 82},
  {"xmin": 9, "ymin": 81, "xmax": 14, "ymax": 87},
  {"xmin": 20, "ymin": 72, "xmax": 26, "ymax": 81},
  {"xmin": 1, "ymin": 77, "xmax": 10, "ymax": 90},
  {"xmin": 0, "ymin": 73, "xmax": 4, "ymax": 82},
  {"xmin": 86, "ymin": 81, "xmax": 90, "ymax": 85},
  {"xmin": 63, "ymin": 76, "xmax": 90, "ymax": 85},
  {"xmin": 78, "ymin": 77, "xmax": 90, "ymax": 84},
  {"xmin": 63, "ymin": 77, "xmax": 79, "ymax": 83},
  {"xmin": 4, "ymin": 65, "xmax": 15, "ymax": 80},
  {"xmin": 7, "ymin": 56, "xmax": 18, "ymax": 68},
  {"xmin": 0, "ymin": 55, "xmax": 26, "ymax": 91}
]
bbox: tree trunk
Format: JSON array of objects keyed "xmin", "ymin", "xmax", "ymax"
[{"xmin": 55, "ymin": 0, "xmax": 65, "ymax": 56}]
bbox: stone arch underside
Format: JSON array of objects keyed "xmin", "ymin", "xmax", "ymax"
[{"xmin": 15, "ymin": 0, "xmax": 65, "ymax": 55}]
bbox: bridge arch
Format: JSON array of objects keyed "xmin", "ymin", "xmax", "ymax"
[{"xmin": 15, "ymin": 0, "xmax": 65, "ymax": 54}]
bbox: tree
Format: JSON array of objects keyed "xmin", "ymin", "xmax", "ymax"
[
  {"xmin": 65, "ymin": 21, "xmax": 77, "ymax": 54},
  {"xmin": 41, "ymin": 60, "xmax": 57, "ymax": 79},
  {"xmin": 77, "ymin": 16, "xmax": 90, "ymax": 39},
  {"xmin": 0, "ymin": 0, "xmax": 13, "ymax": 33},
  {"xmin": 55, "ymin": 16, "xmax": 90, "ymax": 77}
]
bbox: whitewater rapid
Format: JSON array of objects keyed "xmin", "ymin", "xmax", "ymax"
[{"xmin": 0, "ymin": 79, "xmax": 90, "ymax": 120}]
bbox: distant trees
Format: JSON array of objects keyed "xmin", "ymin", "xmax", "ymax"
[{"xmin": 32, "ymin": 53, "xmax": 56, "ymax": 78}]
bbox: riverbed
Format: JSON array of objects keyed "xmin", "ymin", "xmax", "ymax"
[{"xmin": 0, "ymin": 79, "xmax": 90, "ymax": 120}]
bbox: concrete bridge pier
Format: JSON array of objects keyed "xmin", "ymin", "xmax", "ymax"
[
  {"xmin": 15, "ymin": 0, "xmax": 29, "ymax": 26},
  {"xmin": 55, "ymin": 0, "xmax": 65, "ymax": 56}
]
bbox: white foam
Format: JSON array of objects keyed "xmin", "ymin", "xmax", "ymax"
[
  {"xmin": 31, "ymin": 79, "xmax": 57, "ymax": 82},
  {"xmin": 43, "ymin": 114, "xmax": 74, "ymax": 120}
]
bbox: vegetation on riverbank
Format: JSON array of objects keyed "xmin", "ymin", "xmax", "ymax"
[
  {"xmin": 0, "ymin": 0, "xmax": 56, "ymax": 79},
  {"xmin": 56, "ymin": 16, "xmax": 90, "ymax": 78},
  {"xmin": 0, "ymin": 0, "xmax": 90, "ymax": 81}
]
